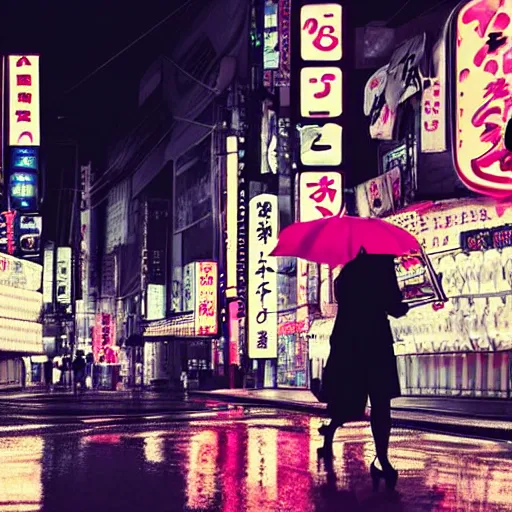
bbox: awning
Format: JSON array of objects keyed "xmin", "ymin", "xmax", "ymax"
[{"xmin": 31, "ymin": 355, "xmax": 48, "ymax": 363}]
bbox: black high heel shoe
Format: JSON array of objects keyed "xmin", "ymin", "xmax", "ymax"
[{"xmin": 370, "ymin": 459, "xmax": 398, "ymax": 491}]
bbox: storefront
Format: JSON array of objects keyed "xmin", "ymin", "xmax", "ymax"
[
  {"xmin": 0, "ymin": 253, "xmax": 44, "ymax": 390},
  {"xmin": 143, "ymin": 261, "xmax": 220, "ymax": 389},
  {"xmin": 387, "ymin": 198, "xmax": 512, "ymax": 396},
  {"xmin": 277, "ymin": 312, "xmax": 308, "ymax": 388},
  {"xmin": 143, "ymin": 315, "xmax": 217, "ymax": 389}
]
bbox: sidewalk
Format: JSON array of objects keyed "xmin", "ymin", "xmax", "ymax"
[{"xmin": 192, "ymin": 388, "xmax": 512, "ymax": 441}]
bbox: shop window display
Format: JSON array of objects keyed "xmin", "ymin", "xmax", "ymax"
[{"xmin": 392, "ymin": 246, "xmax": 512, "ymax": 355}]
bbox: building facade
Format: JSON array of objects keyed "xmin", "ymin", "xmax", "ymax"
[{"xmin": 0, "ymin": 55, "xmax": 45, "ymax": 389}]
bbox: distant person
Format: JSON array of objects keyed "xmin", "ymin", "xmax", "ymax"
[
  {"xmin": 180, "ymin": 370, "xmax": 188, "ymax": 392},
  {"xmin": 318, "ymin": 248, "xmax": 409, "ymax": 491},
  {"xmin": 44, "ymin": 359, "xmax": 53, "ymax": 391},
  {"xmin": 72, "ymin": 352, "xmax": 86, "ymax": 395}
]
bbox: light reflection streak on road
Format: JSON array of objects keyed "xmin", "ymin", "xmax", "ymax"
[
  {"xmin": 0, "ymin": 412, "xmax": 511, "ymax": 510},
  {"xmin": 0, "ymin": 436, "xmax": 43, "ymax": 512}
]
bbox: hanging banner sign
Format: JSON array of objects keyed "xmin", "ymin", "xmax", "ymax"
[
  {"xmin": 8, "ymin": 55, "xmax": 40, "ymax": 147},
  {"xmin": 421, "ymin": 32, "xmax": 447, "ymax": 153},
  {"xmin": 194, "ymin": 261, "xmax": 218, "ymax": 336},
  {"xmin": 248, "ymin": 194, "xmax": 278, "ymax": 359},
  {"xmin": 296, "ymin": 2, "xmax": 344, "ymax": 172}
]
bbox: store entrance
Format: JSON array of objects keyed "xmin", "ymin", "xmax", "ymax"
[{"xmin": 277, "ymin": 333, "xmax": 308, "ymax": 388}]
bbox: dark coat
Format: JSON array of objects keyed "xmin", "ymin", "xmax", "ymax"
[{"xmin": 322, "ymin": 253, "xmax": 409, "ymax": 422}]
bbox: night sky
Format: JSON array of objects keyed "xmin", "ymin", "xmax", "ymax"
[
  {"xmin": 2, "ymin": 0, "xmax": 197, "ymax": 143},
  {"xmin": 2, "ymin": 0, "xmax": 447, "ymax": 141},
  {"xmin": 1, "ymin": 0, "xmax": 448, "ymax": 243}
]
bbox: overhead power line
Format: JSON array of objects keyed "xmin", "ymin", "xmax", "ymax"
[
  {"xmin": 386, "ymin": 0, "xmax": 415, "ymax": 26},
  {"xmin": 63, "ymin": 0, "xmax": 198, "ymax": 95}
]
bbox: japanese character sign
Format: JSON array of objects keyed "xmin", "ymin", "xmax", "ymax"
[
  {"xmin": 385, "ymin": 34, "xmax": 426, "ymax": 110},
  {"xmin": 93, "ymin": 313, "xmax": 117, "ymax": 364},
  {"xmin": 8, "ymin": 55, "xmax": 40, "ymax": 146},
  {"xmin": 299, "ymin": 171, "xmax": 343, "ymax": 221},
  {"xmin": 194, "ymin": 261, "xmax": 218, "ymax": 336},
  {"xmin": 299, "ymin": 123, "xmax": 342, "ymax": 166},
  {"xmin": 248, "ymin": 194, "xmax": 278, "ymax": 358},
  {"xmin": 300, "ymin": 3, "xmax": 342, "ymax": 61},
  {"xmin": 421, "ymin": 35, "xmax": 447, "ymax": 153},
  {"xmin": 454, "ymin": 0, "xmax": 512, "ymax": 198},
  {"xmin": 301, "ymin": 67, "xmax": 342, "ymax": 118}
]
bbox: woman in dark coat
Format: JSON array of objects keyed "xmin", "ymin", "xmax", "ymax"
[{"xmin": 319, "ymin": 249, "xmax": 409, "ymax": 490}]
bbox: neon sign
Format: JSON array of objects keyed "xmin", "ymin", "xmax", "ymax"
[
  {"xmin": 8, "ymin": 56, "xmax": 40, "ymax": 147},
  {"xmin": 454, "ymin": 0, "xmax": 512, "ymax": 198}
]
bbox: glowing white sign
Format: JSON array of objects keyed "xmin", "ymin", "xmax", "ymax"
[
  {"xmin": 454, "ymin": 0, "xmax": 512, "ymax": 198},
  {"xmin": 299, "ymin": 123, "xmax": 342, "ymax": 166},
  {"xmin": 299, "ymin": 171, "xmax": 343, "ymax": 221},
  {"xmin": 226, "ymin": 136, "xmax": 238, "ymax": 298},
  {"xmin": 421, "ymin": 35, "xmax": 447, "ymax": 153},
  {"xmin": 194, "ymin": 261, "xmax": 218, "ymax": 336},
  {"xmin": 8, "ymin": 55, "xmax": 40, "ymax": 147},
  {"xmin": 248, "ymin": 194, "xmax": 278, "ymax": 359},
  {"xmin": 300, "ymin": 67, "xmax": 342, "ymax": 118},
  {"xmin": 300, "ymin": 4, "xmax": 342, "ymax": 61}
]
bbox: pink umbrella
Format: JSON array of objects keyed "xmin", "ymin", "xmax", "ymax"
[{"xmin": 270, "ymin": 215, "xmax": 422, "ymax": 267}]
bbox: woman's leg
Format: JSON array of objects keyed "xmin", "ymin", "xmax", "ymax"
[{"xmin": 370, "ymin": 397, "xmax": 393, "ymax": 470}]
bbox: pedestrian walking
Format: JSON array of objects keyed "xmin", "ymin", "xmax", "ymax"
[
  {"xmin": 44, "ymin": 359, "xmax": 53, "ymax": 391},
  {"xmin": 180, "ymin": 370, "xmax": 188, "ymax": 392},
  {"xmin": 318, "ymin": 248, "xmax": 410, "ymax": 491},
  {"xmin": 72, "ymin": 351, "xmax": 87, "ymax": 395}
]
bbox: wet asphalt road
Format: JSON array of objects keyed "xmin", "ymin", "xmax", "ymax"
[{"xmin": 0, "ymin": 392, "xmax": 511, "ymax": 511}]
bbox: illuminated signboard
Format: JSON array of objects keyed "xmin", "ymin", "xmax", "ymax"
[
  {"xmin": 16, "ymin": 214, "xmax": 42, "ymax": 258},
  {"xmin": 294, "ymin": 3, "xmax": 345, "ymax": 310},
  {"xmin": 228, "ymin": 301, "xmax": 240, "ymax": 366},
  {"xmin": 56, "ymin": 247, "xmax": 71, "ymax": 305},
  {"xmin": 93, "ymin": 313, "xmax": 117, "ymax": 363},
  {"xmin": 8, "ymin": 55, "xmax": 40, "ymax": 147},
  {"xmin": 299, "ymin": 171, "xmax": 343, "ymax": 221},
  {"xmin": 226, "ymin": 136, "xmax": 238, "ymax": 299},
  {"xmin": 0, "ymin": 211, "xmax": 16, "ymax": 255},
  {"xmin": 248, "ymin": 194, "xmax": 278, "ymax": 359},
  {"xmin": 194, "ymin": 261, "xmax": 218, "ymax": 336},
  {"xmin": 453, "ymin": 0, "xmax": 512, "ymax": 198},
  {"xmin": 264, "ymin": 1, "xmax": 279, "ymax": 70},
  {"xmin": 9, "ymin": 172, "xmax": 38, "ymax": 211},
  {"xmin": 299, "ymin": 123, "xmax": 342, "ymax": 166},
  {"xmin": 276, "ymin": 0, "xmax": 291, "ymax": 86},
  {"xmin": 420, "ymin": 33, "xmax": 447, "ymax": 153},
  {"xmin": 0, "ymin": 251, "xmax": 42, "ymax": 292},
  {"xmin": 11, "ymin": 147, "xmax": 38, "ymax": 170}
]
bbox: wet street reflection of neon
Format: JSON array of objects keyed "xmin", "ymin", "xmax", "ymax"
[
  {"xmin": 0, "ymin": 409, "xmax": 511, "ymax": 511},
  {"xmin": 0, "ymin": 436, "xmax": 43, "ymax": 512}
]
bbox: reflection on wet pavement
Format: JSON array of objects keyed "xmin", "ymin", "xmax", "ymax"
[{"xmin": 0, "ymin": 408, "xmax": 511, "ymax": 511}]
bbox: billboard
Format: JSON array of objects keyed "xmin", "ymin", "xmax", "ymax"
[
  {"xmin": 56, "ymin": 247, "xmax": 71, "ymax": 305},
  {"xmin": 8, "ymin": 55, "xmax": 40, "ymax": 147},
  {"xmin": 9, "ymin": 171, "xmax": 38, "ymax": 212},
  {"xmin": 11, "ymin": 147, "xmax": 38, "ymax": 170},
  {"xmin": 453, "ymin": 0, "xmax": 512, "ymax": 198},
  {"xmin": 226, "ymin": 136, "xmax": 238, "ymax": 299},
  {"xmin": 194, "ymin": 261, "xmax": 218, "ymax": 336},
  {"xmin": 15, "ymin": 214, "xmax": 41, "ymax": 258}
]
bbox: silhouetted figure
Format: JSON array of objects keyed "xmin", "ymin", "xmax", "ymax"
[
  {"xmin": 72, "ymin": 352, "xmax": 86, "ymax": 395},
  {"xmin": 319, "ymin": 249, "xmax": 409, "ymax": 491}
]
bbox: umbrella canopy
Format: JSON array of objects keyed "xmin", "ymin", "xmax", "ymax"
[{"xmin": 270, "ymin": 215, "xmax": 421, "ymax": 267}]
